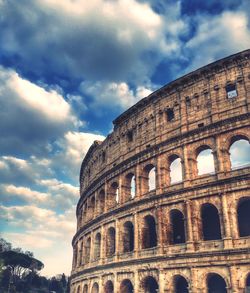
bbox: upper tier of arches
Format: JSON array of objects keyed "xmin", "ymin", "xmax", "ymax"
[{"xmin": 79, "ymin": 49, "xmax": 250, "ymax": 194}]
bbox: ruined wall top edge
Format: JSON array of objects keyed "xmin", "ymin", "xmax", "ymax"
[{"xmin": 78, "ymin": 49, "xmax": 250, "ymax": 200}]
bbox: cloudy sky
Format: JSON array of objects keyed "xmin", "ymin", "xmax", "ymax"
[{"xmin": 0, "ymin": 0, "xmax": 250, "ymax": 276}]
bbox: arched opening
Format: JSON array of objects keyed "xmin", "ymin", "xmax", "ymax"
[
  {"xmin": 246, "ymin": 274, "xmax": 250, "ymax": 293},
  {"xmin": 142, "ymin": 215, "xmax": 157, "ymax": 249},
  {"xmin": 170, "ymin": 210, "xmax": 186, "ymax": 244},
  {"xmin": 229, "ymin": 137, "xmax": 250, "ymax": 169},
  {"xmin": 98, "ymin": 190, "xmax": 105, "ymax": 213},
  {"xmin": 201, "ymin": 204, "xmax": 222, "ymax": 240},
  {"xmin": 169, "ymin": 155, "xmax": 183, "ymax": 184},
  {"xmin": 85, "ymin": 237, "xmax": 91, "ymax": 263},
  {"xmin": 142, "ymin": 164, "xmax": 156, "ymax": 194},
  {"xmin": 104, "ymin": 280, "xmax": 114, "ymax": 293},
  {"xmin": 142, "ymin": 276, "xmax": 159, "ymax": 293},
  {"xmin": 237, "ymin": 198, "xmax": 250, "ymax": 237},
  {"xmin": 196, "ymin": 146, "xmax": 215, "ymax": 175},
  {"xmin": 94, "ymin": 233, "xmax": 101, "ymax": 260},
  {"xmin": 123, "ymin": 221, "xmax": 134, "ymax": 252},
  {"xmin": 174, "ymin": 275, "xmax": 189, "ymax": 293},
  {"xmin": 91, "ymin": 282, "xmax": 99, "ymax": 293},
  {"xmin": 89, "ymin": 196, "xmax": 95, "ymax": 218},
  {"xmin": 77, "ymin": 285, "xmax": 81, "ymax": 293},
  {"xmin": 82, "ymin": 204, "xmax": 87, "ymax": 224},
  {"xmin": 78, "ymin": 240, "xmax": 83, "ymax": 266},
  {"xmin": 120, "ymin": 279, "xmax": 134, "ymax": 293},
  {"xmin": 83, "ymin": 284, "xmax": 88, "ymax": 293},
  {"xmin": 106, "ymin": 227, "xmax": 116, "ymax": 257},
  {"xmin": 124, "ymin": 173, "xmax": 136, "ymax": 201},
  {"xmin": 207, "ymin": 273, "xmax": 227, "ymax": 293},
  {"xmin": 109, "ymin": 181, "xmax": 119, "ymax": 207}
]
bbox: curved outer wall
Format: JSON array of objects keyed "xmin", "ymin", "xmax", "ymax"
[{"xmin": 71, "ymin": 49, "xmax": 250, "ymax": 292}]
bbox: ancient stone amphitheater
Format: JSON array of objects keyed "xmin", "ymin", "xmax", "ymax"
[{"xmin": 70, "ymin": 49, "xmax": 250, "ymax": 293}]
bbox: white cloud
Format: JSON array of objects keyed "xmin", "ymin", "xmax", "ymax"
[
  {"xmin": 0, "ymin": 66, "xmax": 83, "ymax": 156},
  {"xmin": 184, "ymin": 10, "xmax": 250, "ymax": 73}
]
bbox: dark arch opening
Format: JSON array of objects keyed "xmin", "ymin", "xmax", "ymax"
[
  {"xmin": 143, "ymin": 276, "xmax": 159, "ymax": 293},
  {"xmin": 98, "ymin": 190, "xmax": 105, "ymax": 213},
  {"xmin": 83, "ymin": 284, "xmax": 88, "ymax": 293},
  {"xmin": 174, "ymin": 275, "xmax": 189, "ymax": 293},
  {"xmin": 77, "ymin": 285, "xmax": 80, "ymax": 293},
  {"xmin": 123, "ymin": 221, "xmax": 134, "ymax": 252},
  {"xmin": 246, "ymin": 274, "xmax": 250, "ymax": 292},
  {"xmin": 94, "ymin": 233, "xmax": 101, "ymax": 260},
  {"xmin": 207, "ymin": 273, "xmax": 227, "ymax": 293},
  {"xmin": 120, "ymin": 279, "xmax": 134, "ymax": 293},
  {"xmin": 106, "ymin": 227, "xmax": 116, "ymax": 257},
  {"xmin": 142, "ymin": 215, "xmax": 157, "ymax": 249},
  {"xmin": 104, "ymin": 280, "xmax": 114, "ymax": 293},
  {"xmin": 91, "ymin": 282, "xmax": 99, "ymax": 293},
  {"xmin": 170, "ymin": 210, "xmax": 186, "ymax": 244},
  {"xmin": 201, "ymin": 204, "xmax": 222, "ymax": 240},
  {"xmin": 85, "ymin": 237, "xmax": 91, "ymax": 263},
  {"xmin": 238, "ymin": 198, "xmax": 250, "ymax": 237}
]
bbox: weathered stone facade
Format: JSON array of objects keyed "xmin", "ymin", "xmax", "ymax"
[{"xmin": 70, "ymin": 49, "xmax": 250, "ymax": 293}]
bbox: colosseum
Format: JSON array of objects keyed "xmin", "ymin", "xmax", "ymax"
[{"xmin": 70, "ymin": 49, "xmax": 250, "ymax": 293}]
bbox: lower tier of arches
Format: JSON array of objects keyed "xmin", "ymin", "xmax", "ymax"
[{"xmin": 71, "ymin": 257, "xmax": 250, "ymax": 293}]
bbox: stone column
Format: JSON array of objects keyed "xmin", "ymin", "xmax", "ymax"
[
  {"xmin": 115, "ymin": 219, "xmax": 119, "ymax": 261},
  {"xmin": 134, "ymin": 212, "xmax": 139, "ymax": 258},
  {"xmin": 221, "ymin": 193, "xmax": 233, "ymax": 248},
  {"xmin": 185, "ymin": 200, "xmax": 195, "ymax": 251},
  {"xmin": 156, "ymin": 155, "xmax": 168, "ymax": 193}
]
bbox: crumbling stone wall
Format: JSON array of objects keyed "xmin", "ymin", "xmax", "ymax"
[{"xmin": 71, "ymin": 49, "xmax": 250, "ymax": 293}]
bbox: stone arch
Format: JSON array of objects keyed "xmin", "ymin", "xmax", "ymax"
[
  {"xmin": 94, "ymin": 232, "xmax": 101, "ymax": 260},
  {"xmin": 91, "ymin": 282, "xmax": 99, "ymax": 293},
  {"xmin": 141, "ymin": 215, "xmax": 157, "ymax": 249},
  {"xmin": 206, "ymin": 273, "xmax": 227, "ymax": 293},
  {"xmin": 77, "ymin": 285, "xmax": 81, "ymax": 293},
  {"xmin": 109, "ymin": 181, "xmax": 119, "ymax": 208},
  {"xmin": 83, "ymin": 284, "xmax": 88, "ymax": 293},
  {"xmin": 141, "ymin": 164, "xmax": 156, "ymax": 194},
  {"xmin": 141, "ymin": 276, "xmax": 159, "ymax": 293},
  {"xmin": 82, "ymin": 203, "xmax": 87, "ymax": 224},
  {"xmin": 173, "ymin": 274, "xmax": 189, "ymax": 293},
  {"xmin": 89, "ymin": 196, "xmax": 95, "ymax": 219},
  {"xmin": 245, "ymin": 273, "xmax": 250, "ymax": 292},
  {"xmin": 104, "ymin": 280, "xmax": 114, "ymax": 293},
  {"xmin": 123, "ymin": 221, "xmax": 134, "ymax": 253},
  {"xmin": 120, "ymin": 279, "xmax": 134, "ymax": 293},
  {"xmin": 201, "ymin": 203, "xmax": 222, "ymax": 240},
  {"xmin": 170, "ymin": 209, "xmax": 186, "ymax": 244},
  {"xmin": 106, "ymin": 227, "xmax": 116, "ymax": 257},
  {"xmin": 237, "ymin": 197, "xmax": 250, "ymax": 237},
  {"xmin": 196, "ymin": 145, "xmax": 215, "ymax": 175},
  {"xmin": 229, "ymin": 135, "xmax": 250, "ymax": 169},
  {"xmin": 124, "ymin": 172, "xmax": 136, "ymax": 201},
  {"xmin": 85, "ymin": 236, "xmax": 91, "ymax": 263},
  {"xmin": 78, "ymin": 240, "xmax": 83, "ymax": 266},
  {"xmin": 98, "ymin": 189, "xmax": 105, "ymax": 214},
  {"xmin": 168, "ymin": 154, "xmax": 183, "ymax": 184}
]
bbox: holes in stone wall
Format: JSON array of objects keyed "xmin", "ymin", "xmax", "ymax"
[
  {"xmin": 104, "ymin": 280, "xmax": 114, "ymax": 293},
  {"xmin": 106, "ymin": 227, "xmax": 116, "ymax": 257},
  {"xmin": 166, "ymin": 108, "xmax": 175, "ymax": 122},
  {"xmin": 85, "ymin": 237, "xmax": 91, "ymax": 263},
  {"xmin": 201, "ymin": 203, "xmax": 222, "ymax": 241},
  {"xmin": 142, "ymin": 164, "xmax": 156, "ymax": 194},
  {"xmin": 169, "ymin": 156, "xmax": 183, "ymax": 184},
  {"xmin": 237, "ymin": 198, "xmax": 250, "ymax": 237},
  {"xmin": 142, "ymin": 276, "xmax": 158, "ymax": 293},
  {"xmin": 123, "ymin": 221, "xmax": 134, "ymax": 253},
  {"xmin": 83, "ymin": 285, "xmax": 88, "ymax": 293},
  {"xmin": 226, "ymin": 83, "xmax": 237, "ymax": 99},
  {"xmin": 91, "ymin": 282, "xmax": 99, "ymax": 293},
  {"xmin": 120, "ymin": 279, "xmax": 134, "ymax": 293},
  {"xmin": 142, "ymin": 215, "xmax": 157, "ymax": 249},
  {"xmin": 229, "ymin": 138, "xmax": 250, "ymax": 169},
  {"xmin": 207, "ymin": 273, "xmax": 227, "ymax": 293},
  {"xmin": 94, "ymin": 233, "xmax": 101, "ymax": 260},
  {"xmin": 170, "ymin": 209, "xmax": 186, "ymax": 244},
  {"xmin": 174, "ymin": 275, "xmax": 189, "ymax": 293},
  {"xmin": 127, "ymin": 130, "xmax": 133, "ymax": 142},
  {"xmin": 196, "ymin": 147, "xmax": 215, "ymax": 175}
]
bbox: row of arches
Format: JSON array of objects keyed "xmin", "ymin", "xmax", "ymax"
[
  {"xmin": 80, "ymin": 137, "xmax": 250, "ymax": 225},
  {"xmin": 74, "ymin": 272, "xmax": 250, "ymax": 292},
  {"xmin": 75, "ymin": 198, "xmax": 250, "ymax": 267}
]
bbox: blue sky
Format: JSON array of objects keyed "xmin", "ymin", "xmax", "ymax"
[{"xmin": 0, "ymin": 0, "xmax": 250, "ymax": 276}]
